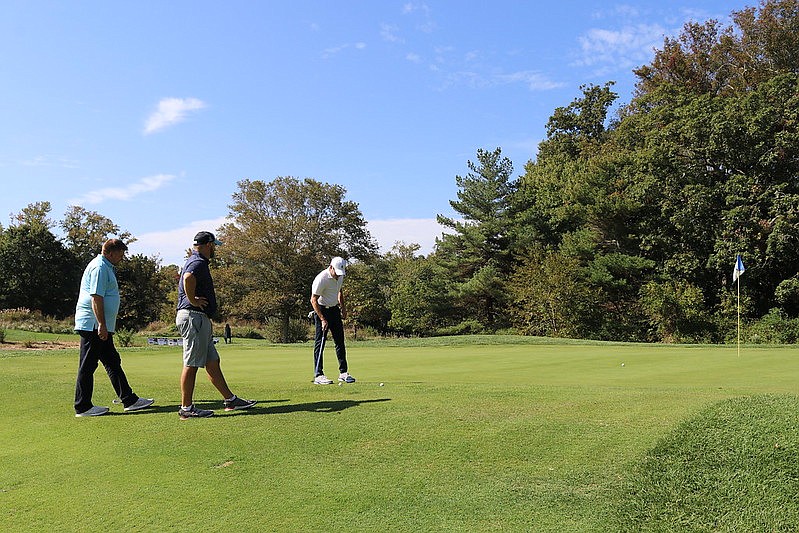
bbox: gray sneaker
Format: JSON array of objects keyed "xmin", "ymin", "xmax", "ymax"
[
  {"xmin": 124, "ymin": 397, "xmax": 155, "ymax": 412},
  {"xmin": 75, "ymin": 405, "xmax": 109, "ymax": 417},
  {"xmin": 223, "ymin": 396, "xmax": 257, "ymax": 411},
  {"xmin": 179, "ymin": 405, "xmax": 213, "ymax": 420}
]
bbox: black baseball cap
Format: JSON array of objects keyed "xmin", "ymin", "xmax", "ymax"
[{"xmin": 193, "ymin": 231, "xmax": 222, "ymax": 246}]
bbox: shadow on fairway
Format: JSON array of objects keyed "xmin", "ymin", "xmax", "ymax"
[
  {"xmin": 105, "ymin": 399, "xmax": 290, "ymax": 415},
  {"xmin": 227, "ymin": 398, "xmax": 392, "ymax": 416},
  {"xmin": 104, "ymin": 398, "xmax": 391, "ymax": 416}
]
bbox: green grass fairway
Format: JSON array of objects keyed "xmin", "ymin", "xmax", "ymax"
[{"xmin": 1, "ymin": 336, "xmax": 798, "ymax": 531}]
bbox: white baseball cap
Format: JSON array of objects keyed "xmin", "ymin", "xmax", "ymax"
[{"xmin": 330, "ymin": 256, "xmax": 347, "ymax": 276}]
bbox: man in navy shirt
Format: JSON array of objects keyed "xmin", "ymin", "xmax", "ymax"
[
  {"xmin": 74, "ymin": 239, "xmax": 154, "ymax": 417},
  {"xmin": 175, "ymin": 231, "xmax": 255, "ymax": 419}
]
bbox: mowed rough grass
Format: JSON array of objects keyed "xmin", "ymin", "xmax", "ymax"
[
  {"xmin": 1, "ymin": 335, "xmax": 799, "ymax": 532},
  {"xmin": 610, "ymin": 394, "xmax": 799, "ymax": 532}
]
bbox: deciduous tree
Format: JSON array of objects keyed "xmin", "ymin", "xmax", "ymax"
[
  {"xmin": 215, "ymin": 177, "xmax": 377, "ymax": 342},
  {"xmin": 61, "ymin": 205, "xmax": 133, "ymax": 265}
]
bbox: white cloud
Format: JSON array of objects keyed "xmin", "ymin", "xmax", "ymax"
[
  {"xmin": 18, "ymin": 155, "xmax": 80, "ymax": 168},
  {"xmin": 464, "ymin": 50, "xmax": 480, "ymax": 63},
  {"xmin": 438, "ymin": 69, "xmax": 563, "ymax": 92},
  {"xmin": 574, "ymin": 23, "xmax": 667, "ymax": 71},
  {"xmin": 406, "ymin": 52, "xmax": 422, "ymax": 63},
  {"xmin": 402, "ymin": 2, "xmax": 435, "ymax": 33},
  {"xmin": 402, "ymin": 2, "xmax": 429, "ymax": 15},
  {"xmin": 381, "ymin": 23, "xmax": 403, "ymax": 43},
  {"xmin": 143, "ymin": 97, "xmax": 206, "ymax": 135},
  {"xmin": 367, "ymin": 218, "xmax": 453, "ymax": 256},
  {"xmin": 130, "ymin": 216, "xmax": 229, "ymax": 266},
  {"xmin": 322, "ymin": 42, "xmax": 367, "ymax": 59},
  {"xmin": 68, "ymin": 174, "xmax": 176, "ymax": 205},
  {"xmin": 494, "ymin": 71, "xmax": 566, "ymax": 91},
  {"xmin": 591, "ymin": 4, "xmax": 643, "ymax": 20}
]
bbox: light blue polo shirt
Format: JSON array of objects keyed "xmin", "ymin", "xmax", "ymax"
[{"xmin": 74, "ymin": 255, "xmax": 121, "ymax": 333}]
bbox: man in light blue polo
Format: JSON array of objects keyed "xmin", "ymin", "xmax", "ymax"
[{"xmin": 74, "ymin": 238, "xmax": 154, "ymax": 417}]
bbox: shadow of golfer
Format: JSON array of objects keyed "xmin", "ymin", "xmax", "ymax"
[
  {"xmin": 107, "ymin": 399, "xmax": 290, "ymax": 415},
  {"xmin": 229, "ymin": 398, "xmax": 391, "ymax": 416}
]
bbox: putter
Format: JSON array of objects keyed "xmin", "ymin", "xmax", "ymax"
[
  {"xmin": 312, "ymin": 319, "xmax": 329, "ymax": 382},
  {"xmin": 319, "ymin": 325, "xmax": 328, "ymax": 356}
]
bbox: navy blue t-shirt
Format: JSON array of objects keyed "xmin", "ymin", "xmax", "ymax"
[{"xmin": 177, "ymin": 251, "xmax": 218, "ymax": 318}]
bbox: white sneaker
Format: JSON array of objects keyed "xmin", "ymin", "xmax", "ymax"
[
  {"xmin": 313, "ymin": 375, "xmax": 334, "ymax": 385},
  {"xmin": 338, "ymin": 372, "xmax": 356, "ymax": 383},
  {"xmin": 124, "ymin": 397, "xmax": 155, "ymax": 412},
  {"xmin": 75, "ymin": 405, "xmax": 109, "ymax": 417}
]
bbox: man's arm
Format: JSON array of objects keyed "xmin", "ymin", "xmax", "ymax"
[
  {"xmin": 91, "ymin": 294, "xmax": 108, "ymax": 340},
  {"xmin": 338, "ymin": 290, "xmax": 346, "ymax": 320},
  {"xmin": 310, "ymin": 294, "xmax": 328, "ymax": 330},
  {"xmin": 182, "ymin": 272, "xmax": 208, "ymax": 309}
]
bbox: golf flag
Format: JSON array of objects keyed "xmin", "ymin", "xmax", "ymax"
[{"xmin": 733, "ymin": 254, "xmax": 745, "ymax": 282}]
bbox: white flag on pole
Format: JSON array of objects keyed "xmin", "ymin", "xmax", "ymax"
[{"xmin": 732, "ymin": 254, "xmax": 745, "ymax": 282}]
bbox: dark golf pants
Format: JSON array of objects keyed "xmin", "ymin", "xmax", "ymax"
[
  {"xmin": 74, "ymin": 330, "xmax": 138, "ymax": 413},
  {"xmin": 313, "ymin": 305, "xmax": 347, "ymax": 377}
]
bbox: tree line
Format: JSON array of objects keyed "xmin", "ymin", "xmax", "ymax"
[
  {"xmin": 0, "ymin": 203, "xmax": 176, "ymax": 331},
  {"xmin": 2, "ymin": 1, "xmax": 797, "ymax": 343}
]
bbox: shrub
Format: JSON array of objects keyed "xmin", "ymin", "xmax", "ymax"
[
  {"xmin": 115, "ymin": 328, "xmax": 136, "ymax": 347},
  {"xmin": 141, "ymin": 321, "xmax": 178, "ymax": 336},
  {"xmin": 744, "ymin": 308, "xmax": 799, "ymax": 344},
  {"xmin": 0, "ymin": 308, "xmax": 36, "ymax": 321},
  {"xmin": 239, "ymin": 327, "xmax": 265, "ymax": 339},
  {"xmin": 436, "ymin": 319, "xmax": 485, "ymax": 337},
  {"xmin": 350, "ymin": 324, "xmax": 382, "ymax": 341},
  {"xmin": 0, "ymin": 308, "xmax": 74, "ymax": 334},
  {"xmin": 0, "ymin": 329, "xmax": 5, "ymax": 343},
  {"xmin": 263, "ymin": 318, "xmax": 309, "ymax": 343}
]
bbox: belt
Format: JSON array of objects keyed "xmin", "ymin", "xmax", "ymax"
[
  {"xmin": 323, "ymin": 304, "xmax": 339, "ymax": 309},
  {"xmin": 179, "ymin": 308, "xmax": 207, "ymax": 315}
]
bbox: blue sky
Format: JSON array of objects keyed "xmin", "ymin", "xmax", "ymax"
[{"xmin": 1, "ymin": 0, "xmax": 752, "ymax": 266}]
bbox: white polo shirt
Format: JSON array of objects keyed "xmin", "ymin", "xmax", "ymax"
[{"xmin": 312, "ymin": 268, "xmax": 343, "ymax": 307}]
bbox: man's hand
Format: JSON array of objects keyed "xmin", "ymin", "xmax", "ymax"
[{"xmin": 91, "ymin": 295, "xmax": 108, "ymax": 340}]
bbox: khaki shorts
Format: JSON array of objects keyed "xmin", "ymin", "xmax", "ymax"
[{"xmin": 176, "ymin": 309, "xmax": 220, "ymax": 367}]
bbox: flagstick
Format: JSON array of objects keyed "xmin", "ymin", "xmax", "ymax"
[{"xmin": 737, "ymin": 276, "xmax": 741, "ymax": 358}]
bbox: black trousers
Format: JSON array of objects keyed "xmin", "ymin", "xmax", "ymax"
[
  {"xmin": 74, "ymin": 330, "xmax": 138, "ymax": 413},
  {"xmin": 313, "ymin": 306, "xmax": 348, "ymax": 376}
]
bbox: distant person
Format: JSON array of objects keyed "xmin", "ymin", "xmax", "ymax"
[
  {"xmin": 224, "ymin": 323, "xmax": 232, "ymax": 344},
  {"xmin": 74, "ymin": 239, "xmax": 154, "ymax": 417},
  {"xmin": 176, "ymin": 231, "xmax": 256, "ymax": 419},
  {"xmin": 310, "ymin": 256, "xmax": 355, "ymax": 385}
]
